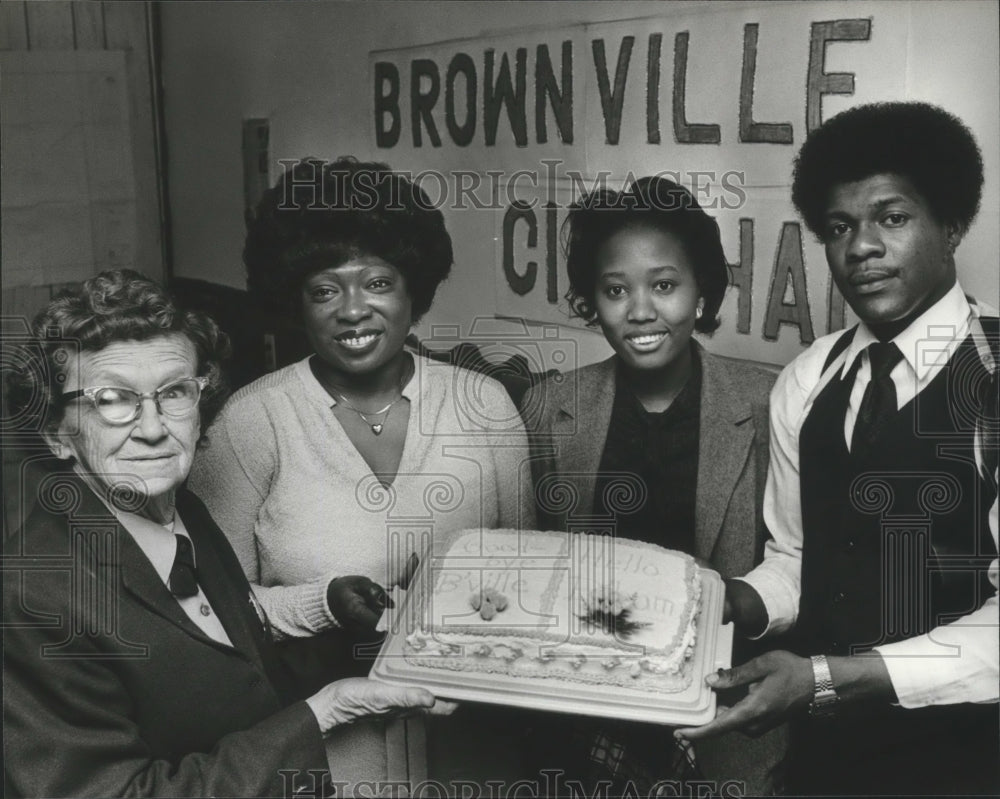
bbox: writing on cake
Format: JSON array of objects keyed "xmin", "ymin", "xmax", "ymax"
[{"xmin": 404, "ymin": 530, "xmax": 701, "ymax": 692}]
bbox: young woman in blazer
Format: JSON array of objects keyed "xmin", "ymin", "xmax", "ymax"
[{"xmin": 520, "ymin": 176, "xmax": 785, "ymax": 795}]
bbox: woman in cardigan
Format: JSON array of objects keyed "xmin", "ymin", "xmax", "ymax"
[
  {"xmin": 188, "ymin": 157, "xmax": 533, "ymax": 789},
  {"xmin": 520, "ymin": 176, "xmax": 786, "ymax": 795},
  {"xmin": 191, "ymin": 156, "xmax": 533, "ymax": 642}
]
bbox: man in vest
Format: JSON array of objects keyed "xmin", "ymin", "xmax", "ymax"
[{"xmin": 677, "ymin": 102, "xmax": 998, "ymax": 795}]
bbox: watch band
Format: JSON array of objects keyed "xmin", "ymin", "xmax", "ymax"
[{"xmin": 809, "ymin": 654, "xmax": 840, "ymax": 716}]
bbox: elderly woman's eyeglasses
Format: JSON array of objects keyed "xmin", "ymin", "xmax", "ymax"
[{"xmin": 61, "ymin": 377, "xmax": 209, "ymax": 424}]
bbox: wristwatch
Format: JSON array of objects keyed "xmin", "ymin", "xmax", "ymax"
[{"xmin": 809, "ymin": 655, "xmax": 840, "ymax": 716}]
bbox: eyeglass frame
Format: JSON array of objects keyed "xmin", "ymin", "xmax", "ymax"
[{"xmin": 61, "ymin": 377, "xmax": 209, "ymax": 425}]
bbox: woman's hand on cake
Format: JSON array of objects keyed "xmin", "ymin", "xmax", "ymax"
[
  {"xmin": 673, "ymin": 650, "xmax": 813, "ymax": 740},
  {"xmin": 306, "ymin": 678, "xmax": 456, "ymax": 733},
  {"xmin": 327, "ymin": 576, "xmax": 393, "ymax": 630}
]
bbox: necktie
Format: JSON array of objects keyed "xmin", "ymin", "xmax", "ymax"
[
  {"xmin": 851, "ymin": 341, "xmax": 904, "ymax": 459},
  {"xmin": 169, "ymin": 534, "xmax": 199, "ymax": 598}
]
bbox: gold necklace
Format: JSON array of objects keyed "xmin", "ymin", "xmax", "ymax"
[
  {"xmin": 332, "ymin": 391, "xmax": 405, "ymax": 435},
  {"xmin": 317, "ymin": 355, "xmax": 414, "ymax": 435}
]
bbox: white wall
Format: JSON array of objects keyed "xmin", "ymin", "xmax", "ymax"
[{"xmin": 161, "ymin": 0, "xmax": 1000, "ymax": 369}]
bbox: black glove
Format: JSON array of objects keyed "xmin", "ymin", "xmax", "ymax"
[{"xmin": 326, "ymin": 575, "xmax": 393, "ymax": 631}]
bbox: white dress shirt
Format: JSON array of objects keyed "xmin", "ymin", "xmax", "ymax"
[
  {"xmin": 738, "ymin": 281, "xmax": 999, "ymax": 707},
  {"xmin": 113, "ymin": 506, "xmax": 234, "ymax": 647}
]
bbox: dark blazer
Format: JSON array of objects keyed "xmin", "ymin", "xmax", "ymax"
[
  {"xmin": 2, "ymin": 472, "xmax": 327, "ymax": 798},
  {"xmin": 520, "ymin": 345, "xmax": 787, "ymax": 795},
  {"xmin": 522, "ymin": 344, "xmax": 776, "ymax": 577}
]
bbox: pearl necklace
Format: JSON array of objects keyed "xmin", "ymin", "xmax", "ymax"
[{"xmin": 332, "ymin": 391, "xmax": 405, "ymax": 435}]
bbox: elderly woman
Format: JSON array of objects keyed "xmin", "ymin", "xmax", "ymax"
[
  {"xmin": 521, "ymin": 176, "xmax": 786, "ymax": 795},
  {"xmin": 2, "ymin": 270, "xmax": 444, "ymax": 798}
]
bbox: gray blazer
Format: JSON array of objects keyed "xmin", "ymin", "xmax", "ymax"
[
  {"xmin": 521, "ymin": 343, "xmax": 776, "ymax": 578},
  {"xmin": 520, "ymin": 343, "xmax": 787, "ymax": 794}
]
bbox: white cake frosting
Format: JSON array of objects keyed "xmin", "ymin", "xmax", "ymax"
[{"xmin": 403, "ymin": 530, "xmax": 701, "ymax": 693}]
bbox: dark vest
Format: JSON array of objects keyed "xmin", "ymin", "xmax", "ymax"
[{"xmin": 789, "ymin": 320, "xmax": 1000, "ymax": 796}]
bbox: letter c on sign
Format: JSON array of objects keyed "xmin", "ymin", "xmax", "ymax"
[{"xmin": 503, "ymin": 201, "xmax": 538, "ymax": 296}]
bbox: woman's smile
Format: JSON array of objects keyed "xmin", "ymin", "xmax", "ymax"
[
  {"xmin": 624, "ymin": 331, "xmax": 669, "ymax": 351},
  {"xmin": 334, "ymin": 329, "xmax": 384, "ymax": 352}
]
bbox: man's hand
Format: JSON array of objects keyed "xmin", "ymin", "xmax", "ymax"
[
  {"xmin": 306, "ymin": 677, "xmax": 457, "ymax": 733},
  {"xmin": 326, "ymin": 576, "xmax": 392, "ymax": 631},
  {"xmin": 674, "ymin": 650, "xmax": 813, "ymax": 740},
  {"xmin": 723, "ymin": 578, "xmax": 769, "ymax": 634}
]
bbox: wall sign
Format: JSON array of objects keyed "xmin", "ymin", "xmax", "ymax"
[{"xmin": 371, "ymin": 5, "xmax": 911, "ymax": 364}]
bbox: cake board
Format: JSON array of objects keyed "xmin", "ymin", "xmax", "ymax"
[{"xmin": 371, "ymin": 568, "xmax": 732, "ymax": 726}]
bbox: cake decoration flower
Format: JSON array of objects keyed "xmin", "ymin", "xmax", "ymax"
[
  {"xmin": 469, "ymin": 587, "xmax": 509, "ymax": 620},
  {"xmin": 578, "ymin": 590, "xmax": 649, "ymax": 637},
  {"xmin": 601, "ymin": 655, "xmax": 622, "ymax": 671}
]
